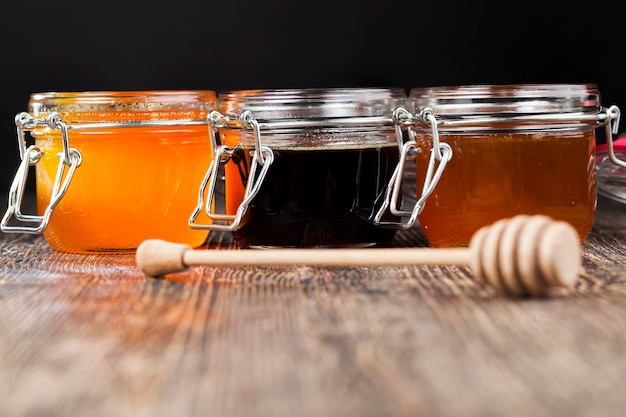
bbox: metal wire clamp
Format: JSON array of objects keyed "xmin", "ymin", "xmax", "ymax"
[{"xmin": 1, "ymin": 112, "xmax": 82, "ymax": 234}]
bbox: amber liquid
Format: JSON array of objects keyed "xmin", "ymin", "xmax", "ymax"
[
  {"xmin": 224, "ymin": 144, "xmax": 400, "ymax": 248},
  {"xmin": 414, "ymin": 130, "xmax": 597, "ymax": 247},
  {"xmin": 35, "ymin": 126, "xmax": 213, "ymax": 253}
]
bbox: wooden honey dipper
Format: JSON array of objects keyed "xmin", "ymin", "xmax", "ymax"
[{"xmin": 136, "ymin": 215, "xmax": 581, "ymax": 297}]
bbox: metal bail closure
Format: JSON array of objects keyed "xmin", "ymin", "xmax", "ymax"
[
  {"xmin": 604, "ymin": 105, "xmax": 625, "ymax": 169},
  {"xmin": 188, "ymin": 111, "xmax": 274, "ymax": 232},
  {"xmin": 1, "ymin": 112, "xmax": 82, "ymax": 234},
  {"xmin": 374, "ymin": 107, "xmax": 452, "ymax": 229}
]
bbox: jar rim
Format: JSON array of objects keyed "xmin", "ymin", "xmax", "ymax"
[
  {"xmin": 408, "ymin": 84, "xmax": 601, "ymax": 117},
  {"xmin": 27, "ymin": 90, "xmax": 217, "ymax": 124},
  {"xmin": 30, "ymin": 90, "xmax": 217, "ymax": 104},
  {"xmin": 217, "ymin": 87, "xmax": 407, "ymax": 121}
]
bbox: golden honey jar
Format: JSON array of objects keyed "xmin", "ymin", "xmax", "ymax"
[
  {"xmin": 1, "ymin": 90, "xmax": 217, "ymax": 253},
  {"xmin": 399, "ymin": 84, "xmax": 621, "ymax": 247}
]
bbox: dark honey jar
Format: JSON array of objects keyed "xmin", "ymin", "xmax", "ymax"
[
  {"xmin": 1, "ymin": 91, "xmax": 217, "ymax": 253},
  {"xmin": 189, "ymin": 88, "xmax": 409, "ymax": 248},
  {"xmin": 404, "ymin": 84, "xmax": 621, "ymax": 247}
]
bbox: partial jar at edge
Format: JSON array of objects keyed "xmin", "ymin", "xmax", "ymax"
[
  {"xmin": 27, "ymin": 90, "xmax": 217, "ymax": 253},
  {"xmin": 594, "ymin": 136, "xmax": 626, "ymax": 228},
  {"xmin": 408, "ymin": 84, "xmax": 602, "ymax": 248},
  {"xmin": 216, "ymin": 88, "xmax": 407, "ymax": 248}
]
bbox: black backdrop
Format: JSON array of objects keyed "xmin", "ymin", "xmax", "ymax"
[{"xmin": 2, "ymin": 0, "xmax": 625, "ymax": 193}]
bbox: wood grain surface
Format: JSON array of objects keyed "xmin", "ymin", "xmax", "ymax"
[{"xmin": 0, "ymin": 220, "xmax": 625, "ymax": 417}]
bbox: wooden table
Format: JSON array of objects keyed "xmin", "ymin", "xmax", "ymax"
[{"xmin": 1, "ymin": 200, "xmax": 625, "ymax": 417}]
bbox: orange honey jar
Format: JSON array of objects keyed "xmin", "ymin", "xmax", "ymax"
[
  {"xmin": 405, "ymin": 84, "xmax": 621, "ymax": 247},
  {"xmin": 1, "ymin": 90, "xmax": 217, "ymax": 253}
]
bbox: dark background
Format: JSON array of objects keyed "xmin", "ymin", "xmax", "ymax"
[{"xmin": 1, "ymin": 0, "xmax": 625, "ymax": 194}]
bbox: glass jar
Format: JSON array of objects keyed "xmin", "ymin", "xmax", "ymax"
[
  {"xmin": 595, "ymin": 135, "xmax": 626, "ymax": 228},
  {"xmin": 406, "ymin": 84, "xmax": 621, "ymax": 247},
  {"xmin": 1, "ymin": 90, "xmax": 217, "ymax": 253},
  {"xmin": 189, "ymin": 88, "xmax": 409, "ymax": 248}
]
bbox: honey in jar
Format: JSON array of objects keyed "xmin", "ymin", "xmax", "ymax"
[
  {"xmin": 196, "ymin": 88, "xmax": 407, "ymax": 248},
  {"xmin": 2, "ymin": 91, "xmax": 217, "ymax": 253},
  {"xmin": 407, "ymin": 84, "xmax": 617, "ymax": 247}
]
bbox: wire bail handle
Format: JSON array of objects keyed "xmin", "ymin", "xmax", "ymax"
[
  {"xmin": 604, "ymin": 105, "xmax": 624, "ymax": 168},
  {"xmin": 1, "ymin": 112, "xmax": 82, "ymax": 234},
  {"xmin": 374, "ymin": 106, "xmax": 452, "ymax": 229},
  {"xmin": 188, "ymin": 110, "xmax": 274, "ymax": 232}
]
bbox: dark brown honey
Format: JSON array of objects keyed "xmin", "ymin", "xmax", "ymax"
[
  {"xmin": 213, "ymin": 87, "xmax": 407, "ymax": 248},
  {"xmin": 224, "ymin": 144, "xmax": 400, "ymax": 248}
]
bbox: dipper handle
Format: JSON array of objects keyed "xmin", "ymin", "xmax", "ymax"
[
  {"xmin": 135, "ymin": 214, "xmax": 582, "ymax": 297},
  {"xmin": 136, "ymin": 240, "xmax": 471, "ymax": 275}
]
